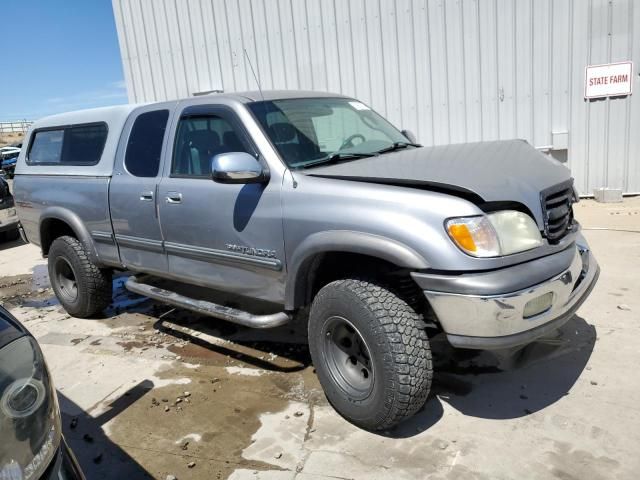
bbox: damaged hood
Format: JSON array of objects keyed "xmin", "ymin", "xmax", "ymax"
[{"xmin": 304, "ymin": 139, "xmax": 572, "ymax": 227}]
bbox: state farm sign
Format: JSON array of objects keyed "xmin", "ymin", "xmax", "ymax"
[{"xmin": 584, "ymin": 61, "xmax": 633, "ymax": 99}]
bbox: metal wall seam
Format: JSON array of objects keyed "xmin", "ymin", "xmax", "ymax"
[
  {"xmin": 197, "ymin": 0, "xmax": 215, "ymax": 93},
  {"xmin": 147, "ymin": 0, "xmax": 170, "ymax": 100},
  {"xmin": 444, "ymin": 0, "xmax": 465, "ymax": 144},
  {"xmin": 608, "ymin": 0, "xmax": 632, "ymax": 191},
  {"xmin": 111, "ymin": 0, "xmax": 136, "ymax": 103},
  {"xmin": 139, "ymin": 0, "xmax": 162, "ymax": 101},
  {"xmin": 628, "ymin": 0, "xmax": 640, "ymax": 192},
  {"xmin": 121, "ymin": 0, "xmax": 145, "ymax": 102}
]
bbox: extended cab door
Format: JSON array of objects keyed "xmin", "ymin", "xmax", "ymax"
[
  {"xmin": 157, "ymin": 103, "xmax": 286, "ymax": 303},
  {"xmin": 110, "ymin": 107, "xmax": 171, "ymax": 275}
]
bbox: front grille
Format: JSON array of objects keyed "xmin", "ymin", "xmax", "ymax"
[{"xmin": 541, "ymin": 180, "xmax": 575, "ymax": 242}]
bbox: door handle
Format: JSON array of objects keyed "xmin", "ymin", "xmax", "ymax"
[
  {"xmin": 166, "ymin": 192, "xmax": 183, "ymax": 204},
  {"xmin": 140, "ymin": 191, "xmax": 154, "ymax": 201}
]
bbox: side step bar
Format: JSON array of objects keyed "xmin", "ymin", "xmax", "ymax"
[{"xmin": 125, "ymin": 276, "xmax": 291, "ymax": 329}]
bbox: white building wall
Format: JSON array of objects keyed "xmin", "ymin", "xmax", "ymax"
[{"xmin": 113, "ymin": 0, "xmax": 640, "ymax": 195}]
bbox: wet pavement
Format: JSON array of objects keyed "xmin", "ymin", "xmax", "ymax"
[{"xmin": 1, "ymin": 198, "xmax": 639, "ymax": 479}]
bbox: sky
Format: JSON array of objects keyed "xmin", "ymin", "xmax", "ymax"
[{"xmin": 0, "ymin": 1, "xmax": 126, "ymax": 121}]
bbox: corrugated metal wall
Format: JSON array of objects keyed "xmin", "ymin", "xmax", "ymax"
[{"xmin": 112, "ymin": 0, "xmax": 640, "ymax": 195}]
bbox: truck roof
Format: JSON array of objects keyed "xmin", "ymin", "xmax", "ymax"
[
  {"xmin": 28, "ymin": 89, "xmax": 348, "ymax": 129},
  {"xmin": 228, "ymin": 90, "xmax": 350, "ymax": 102},
  {"xmin": 16, "ymin": 90, "xmax": 350, "ymax": 177},
  {"xmin": 31, "ymin": 103, "xmax": 142, "ymax": 130},
  {"xmin": 19, "ymin": 103, "xmax": 145, "ymax": 177}
]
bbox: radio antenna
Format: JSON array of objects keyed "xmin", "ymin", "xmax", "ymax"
[{"xmin": 243, "ymin": 48, "xmax": 265, "ymax": 102}]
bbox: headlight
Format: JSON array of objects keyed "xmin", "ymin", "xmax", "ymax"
[
  {"xmin": 446, "ymin": 210, "xmax": 543, "ymax": 257},
  {"xmin": 0, "ymin": 337, "xmax": 61, "ymax": 480}
]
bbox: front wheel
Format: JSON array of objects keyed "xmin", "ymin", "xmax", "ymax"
[
  {"xmin": 48, "ymin": 236, "xmax": 112, "ymax": 318},
  {"xmin": 308, "ymin": 278, "xmax": 433, "ymax": 430}
]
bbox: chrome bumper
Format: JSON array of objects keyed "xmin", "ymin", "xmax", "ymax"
[{"xmin": 422, "ymin": 240, "xmax": 599, "ymax": 349}]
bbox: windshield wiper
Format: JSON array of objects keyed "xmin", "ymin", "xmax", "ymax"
[
  {"xmin": 328, "ymin": 152, "xmax": 377, "ymax": 162},
  {"xmin": 300, "ymin": 152, "xmax": 377, "ymax": 169},
  {"xmin": 375, "ymin": 141, "xmax": 422, "ymax": 155}
]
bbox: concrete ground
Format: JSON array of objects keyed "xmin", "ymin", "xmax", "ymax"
[{"xmin": 1, "ymin": 197, "xmax": 639, "ymax": 480}]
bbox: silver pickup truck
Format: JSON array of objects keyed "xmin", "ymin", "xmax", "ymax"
[{"xmin": 13, "ymin": 91, "xmax": 599, "ymax": 430}]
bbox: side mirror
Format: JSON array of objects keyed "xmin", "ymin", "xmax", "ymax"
[
  {"xmin": 401, "ymin": 129, "xmax": 417, "ymax": 144},
  {"xmin": 211, "ymin": 152, "xmax": 269, "ymax": 184}
]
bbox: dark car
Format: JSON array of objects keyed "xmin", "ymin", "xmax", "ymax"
[
  {"xmin": 1, "ymin": 155, "xmax": 18, "ymax": 179},
  {"xmin": 0, "ymin": 178, "xmax": 19, "ymax": 241},
  {"xmin": 0, "ymin": 305, "xmax": 85, "ymax": 479},
  {"xmin": 0, "ymin": 144, "xmax": 21, "ymax": 179}
]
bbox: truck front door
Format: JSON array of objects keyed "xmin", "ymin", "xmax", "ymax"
[
  {"xmin": 110, "ymin": 107, "xmax": 171, "ymax": 275},
  {"xmin": 157, "ymin": 104, "xmax": 286, "ymax": 304}
]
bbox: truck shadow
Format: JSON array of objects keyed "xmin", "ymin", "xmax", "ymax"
[
  {"xmin": 57, "ymin": 384, "xmax": 154, "ymax": 479},
  {"xmin": 150, "ymin": 308, "xmax": 312, "ymax": 373},
  {"xmin": 105, "ymin": 279, "xmax": 596, "ymax": 437},
  {"xmin": 105, "ymin": 275, "xmax": 312, "ymax": 373},
  {"xmin": 233, "ymin": 183, "xmax": 265, "ymax": 232},
  {"xmin": 390, "ymin": 314, "xmax": 596, "ymax": 438},
  {"xmin": 145, "ymin": 305, "xmax": 595, "ymax": 438}
]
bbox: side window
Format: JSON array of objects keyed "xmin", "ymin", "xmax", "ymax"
[
  {"xmin": 171, "ymin": 114, "xmax": 251, "ymax": 178},
  {"xmin": 28, "ymin": 130, "xmax": 64, "ymax": 164},
  {"xmin": 28, "ymin": 124, "xmax": 108, "ymax": 165},
  {"xmin": 125, "ymin": 110, "xmax": 169, "ymax": 177},
  {"xmin": 62, "ymin": 124, "xmax": 108, "ymax": 165}
]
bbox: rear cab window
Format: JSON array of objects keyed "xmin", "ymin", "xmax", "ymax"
[
  {"xmin": 124, "ymin": 109, "xmax": 170, "ymax": 177},
  {"xmin": 27, "ymin": 123, "xmax": 108, "ymax": 166}
]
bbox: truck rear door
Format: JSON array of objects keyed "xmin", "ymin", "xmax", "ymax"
[{"xmin": 110, "ymin": 107, "xmax": 171, "ymax": 275}]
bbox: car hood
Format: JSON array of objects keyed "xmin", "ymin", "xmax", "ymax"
[{"xmin": 304, "ymin": 139, "xmax": 572, "ymax": 228}]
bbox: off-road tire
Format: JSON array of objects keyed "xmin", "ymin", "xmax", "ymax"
[
  {"xmin": 48, "ymin": 235, "xmax": 112, "ymax": 318},
  {"xmin": 308, "ymin": 278, "xmax": 433, "ymax": 430}
]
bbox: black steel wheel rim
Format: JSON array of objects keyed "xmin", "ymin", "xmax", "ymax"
[
  {"xmin": 54, "ymin": 257, "xmax": 78, "ymax": 302},
  {"xmin": 322, "ymin": 316, "xmax": 374, "ymax": 400}
]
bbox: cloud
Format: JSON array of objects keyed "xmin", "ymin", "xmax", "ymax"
[
  {"xmin": 43, "ymin": 81, "xmax": 128, "ymax": 112},
  {"xmin": 0, "ymin": 80, "xmax": 129, "ymax": 121},
  {"xmin": 110, "ymin": 80, "xmax": 127, "ymax": 89},
  {"xmin": 46, "ymin": 83, "xmax": 127, "ymax": 104}
]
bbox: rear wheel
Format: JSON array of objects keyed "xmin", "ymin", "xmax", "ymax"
[
  {"xmin": 48, "ymin": 236, "xmax": 112, "ymax": 318},
  {"xmin": 308, "ymin": 278, "xmax": 433, "ymax": 430}
]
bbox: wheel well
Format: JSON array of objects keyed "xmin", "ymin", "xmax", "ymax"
[
  {"xmin": 295, "ymin": 252, "xmax": 427, "ymax": 315},
  {"xmin": 40, "ymin": 218, "xmax": 76, "ymax": 256}
]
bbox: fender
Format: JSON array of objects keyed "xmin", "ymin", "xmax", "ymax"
[
  {"xmin": 285, "ymin": 230, "xmax": 430, "ymax": 309},
  {"xmin": 39, "ymin": 206, "xmax": 99, "ymax": 264}
]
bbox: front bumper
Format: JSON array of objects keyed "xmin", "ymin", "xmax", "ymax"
[{"xmin": 413, "ymin": 237, "xmax": 599, "ymax": 349}]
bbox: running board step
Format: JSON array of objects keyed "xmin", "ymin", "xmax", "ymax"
[{"xmin": 125, "ymin": 276, "xmax": 291, "ymax": 329}]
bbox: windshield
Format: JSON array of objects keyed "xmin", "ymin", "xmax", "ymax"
[{"xmin": 248, "ymin": 97, "xmax": 414, "ymax": 168}]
